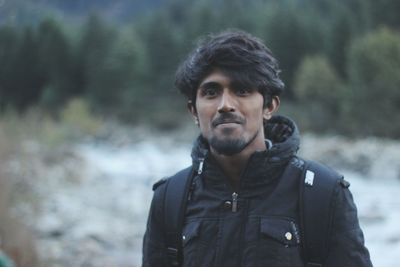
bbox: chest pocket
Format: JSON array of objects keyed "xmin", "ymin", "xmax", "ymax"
[
  {"xmin": 182, "ymin": 220, "xmax": 218, "ymax": 267},
  {"xmin": 257, "ymin": 217, "xmax": 303, "ymax": 267}
]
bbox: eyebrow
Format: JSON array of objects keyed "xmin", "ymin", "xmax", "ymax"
[{"xmin": 198, "ymin": 81, "xmax": 222, "ymax": 90}]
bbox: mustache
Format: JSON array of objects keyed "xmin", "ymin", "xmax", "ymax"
[{"xmin": 212, "ymin": 113, "xmax": 245, "ymax": 127}]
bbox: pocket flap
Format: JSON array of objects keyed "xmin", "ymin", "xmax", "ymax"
[
  {"xmin": 260, "ymin": 218, "xmax": 300, "ymax": 246},
  {"xmin": 182, "ymin": 221, "xmax": 201, "ymax": 246}
]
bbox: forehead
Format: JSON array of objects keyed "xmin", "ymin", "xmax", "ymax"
[
  {"xmin": 199, "ymin": 69, "xmax": 231, "ymax": 88},
  {"xmin": 198, "ymin": 68, "xmax": 258, "ymax": 91}
]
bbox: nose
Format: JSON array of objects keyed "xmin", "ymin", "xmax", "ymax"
[{"xmin": 217, "ymin": 90, "xmax": 236, "ymax": 113}]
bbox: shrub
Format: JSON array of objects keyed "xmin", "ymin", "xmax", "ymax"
[
  {"xmin": 346, "ymin": 27, "xmax": 400, "ymax": 137},
  {"xmin": 60, "ymin": 98, "xmax": 102, "ymax": 138},
  {"xmin": 293, "ymin": 55, "xmax": 344, "ymax": 132}
]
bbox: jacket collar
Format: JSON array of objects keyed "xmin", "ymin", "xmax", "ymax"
[{"xmin": 190, "ymin": 115, "xmax": 300, "ymax": 192}]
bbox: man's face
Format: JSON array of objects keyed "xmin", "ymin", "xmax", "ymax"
[{"xmin": 190, "ymin": 70, "xmax": 274, "ymax": 156}]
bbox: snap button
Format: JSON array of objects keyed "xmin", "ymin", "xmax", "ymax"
[
  {"xmin": 285, "ymin": 232, "xmax": 292, "ymax": 241},
  {"xmin": 224, "ymin": 201, "xmax": 232, "ymax": 209},
  {"xmin": 182, "ymin": 235, "xmax": 186, "ymax": 241}
]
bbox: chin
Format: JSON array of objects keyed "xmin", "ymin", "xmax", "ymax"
[
  {"xmin": 215, "ymin": 127, "xmax": 243, "ymax": 137},
  {"xmin": 209, "ymin": 135, "xmax": 248, "ymax": 156}
]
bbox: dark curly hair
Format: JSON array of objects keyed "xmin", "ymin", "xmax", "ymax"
[{"xmin": 175, "ymin": 30, "xmax": 285, "ymax": 108}]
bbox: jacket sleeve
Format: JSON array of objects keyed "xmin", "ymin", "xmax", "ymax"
[
  {"xmin": 326, "ymin": 182, "xmax": 373, "ymax": 267},
  {"xmin": 142, "ymin": 181, "xmax": 168, "ymax": 267}
]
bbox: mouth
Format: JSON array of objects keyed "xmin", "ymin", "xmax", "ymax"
[
  {"xmin": 212, "ymin": 114, "xmax": 245, "ymax": 128},
  {"xmin": 215, "ymin": 121, "xmax": 240, "ymax": 127},
  {"xmin": 212, "ymin": 118, "xmax": 244, "ymax": 128}
]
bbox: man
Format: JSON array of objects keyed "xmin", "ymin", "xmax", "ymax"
[{"xmin": 142, "ymin": 30, "xmax": 372, "ymax": 267}]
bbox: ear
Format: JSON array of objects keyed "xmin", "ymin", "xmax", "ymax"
[
  {"xmin": 187, "ymin": 100, "xmax": 199, "ymax": 125},
  {"xmin": 263, "ymin": 96, "xmax": 280, "ymax": 120}
]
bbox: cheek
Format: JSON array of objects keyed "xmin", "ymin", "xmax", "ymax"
[
  {"xmin": 245, "ymin": 112, "xmax": 266, "ymax": 132},
  {"xmin": 248, "ymin": 95, "xmax": 265, "ymax": 117},
  {"xmin": 196, "ymin": 111, "xmax": 212, "ymax": 134},
  {"xmin": 196, "ymin": 103, "xmax": 214, "ymax": 126}
]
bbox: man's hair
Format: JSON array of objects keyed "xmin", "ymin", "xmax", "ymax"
[{"xmin": 175, "ymin": 29, "xmax": 285, "ymax": 108}]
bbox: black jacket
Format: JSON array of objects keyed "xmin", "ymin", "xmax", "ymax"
[{"xmin": 142, "ymin": 116, "xmax": 373, "ymax": 267}]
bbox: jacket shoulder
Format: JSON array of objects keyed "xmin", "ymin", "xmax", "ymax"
[
  {"xmin": 152, "ymin": 177, "xmax": 168, "ymax": 191},
  {"xmin": 152, "ymin": 166, "xmax": 193, "ymax": 192},
  {"xmin": 303, "ymin": 159, "xmax": 351, "ymax": 188},
  {"xmin": 306, "ymin": 159, "xmax": 342, "ymax": 177}
]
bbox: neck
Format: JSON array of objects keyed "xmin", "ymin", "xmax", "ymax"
[{"xmin": 210, "ymin": 136, "xmax": 266, "ymax": 190}]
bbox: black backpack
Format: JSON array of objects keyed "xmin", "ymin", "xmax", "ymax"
[{"xmin": 159, "ymin": 157, "xmax": 347, "ymax": 267}]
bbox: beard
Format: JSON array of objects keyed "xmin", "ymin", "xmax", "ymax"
[{"xmin": 208, "ymin": 130, "xmax": 259, "ymax": 156}]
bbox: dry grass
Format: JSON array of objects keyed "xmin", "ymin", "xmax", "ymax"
[
  {"xmin": 0, "ymin": 125, "xmax": 40, "ymax": 266},
  {"xmin": 0, "ymin": 100, "xmax": 101, "ymax": 266}
]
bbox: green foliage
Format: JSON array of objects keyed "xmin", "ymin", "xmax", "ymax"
[
  {"xmin": 136, "ymin": 13, "xmax": 181, "ymax": 98},
  {"xmin": 260, "ymin": 2, "xmax": 325, "ymax": 97},
  {"xmin": 295, "ymin": 56, "xmax": 343, "ymax": 105},
  {"xmin": 346, "ymin": 27, "xmax": 400, "ymax": 137},
  {"xmin": 77, "ymin": 15, "xmax": 119, "ymax": 109},
  {"xmin": 367, "ymin": 0, "xmax": 400, "ymax": 30},
  {"xmin": 325, "ymin": 10, "xmax": 354, "ymax": 78},
  {"xmin": 108, "ymin": 29, "xmax": 150, "ymax": 117},
  {"xmin": 293, "ymin": 55, "xmax": 344, "ymax": 132},
  {"xmin": 5, "ymin": 27, "xmax": 43, "ymax": 111},
  {"xmin": 37, "ymin": 18, "xmax": 74, "ymax": 110},
  {"xmin": 0, "ymin": 0, "xmax": 399, "ymax": 137},
  {"xmin": 0, "ymin": 26, "xmax": 19, "ymax": 110},
  {"xmin": 0, "ymin": 18, "xmax": 73, "ymax": 113}
]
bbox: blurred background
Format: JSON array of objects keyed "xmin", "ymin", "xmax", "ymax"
[{"xmin": 0, "ymin": 0, "xmax": 399, "ymax": 266}]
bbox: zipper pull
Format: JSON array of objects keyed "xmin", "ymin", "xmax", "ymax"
[
  {"xmin": 197, "ymin": 158, "xmax": 204, "ymax": 175},
  {"xmin": 232, "ymin": 192, "xmax": 238, "ymax": 212}
]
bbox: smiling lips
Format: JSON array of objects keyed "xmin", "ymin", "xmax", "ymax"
[
  {"xmin": 215, "ymin": 120, "xmax": 240, "ymax": 127},
  {"xmin": 212, "ymin": 114, "xmax": 245, "ymax": 128}
]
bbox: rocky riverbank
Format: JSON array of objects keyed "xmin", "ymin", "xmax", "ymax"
[{"xmin": 19, "ymin": 130, "xmax": 400, "ymax": 267}]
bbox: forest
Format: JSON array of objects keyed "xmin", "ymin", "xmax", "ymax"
[{"xmin": 0, "ymin": 0, "xmax": 400, "ymax": 137}]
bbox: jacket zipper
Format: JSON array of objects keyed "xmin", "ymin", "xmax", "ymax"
[
  {"xmin": 229, "ymin": 153, "xmax": 255, "ymax": 212},
  {"xmin": 232, "ymin": 192, "xmax": 238, "ymax": 212},
  {"xmin": 197, "ymin": 155, "xmax": 251, "ymax": 213},
  {"xmin": 197, "ymin": 158, "xmax": 204, "ymax": 175}
]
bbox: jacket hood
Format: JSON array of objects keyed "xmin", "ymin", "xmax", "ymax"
[
  {"xmin": 191, "ymin": 115, "xmax": 300, "ymax": 163},
  {"xmin": 189, "ymin": 115, "xmax": 300, "ymax": 194},
  {"xmin": 263, "ymin": 115, "xmax": 300, "ymax": 160}
]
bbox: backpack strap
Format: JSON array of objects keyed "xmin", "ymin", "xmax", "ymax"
[
  {"xmin": 299, "ymin": 160, "xmax": 344, "ymax": 267},
  {"xmin": 163, "ymin": 166, "xmax": 194, "ymax": 267}
]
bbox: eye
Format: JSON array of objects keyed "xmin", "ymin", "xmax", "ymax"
[
  {"xmin": 235, "ymin": 87, "xmax": 252, "ymax": 96},
  {"xmin": 200, "ymin": 85, "xmax": 219, "ymax": 98},
  {"xmin": 204, "ymin": 87, "xmax": 217, "ymax": 96}
]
